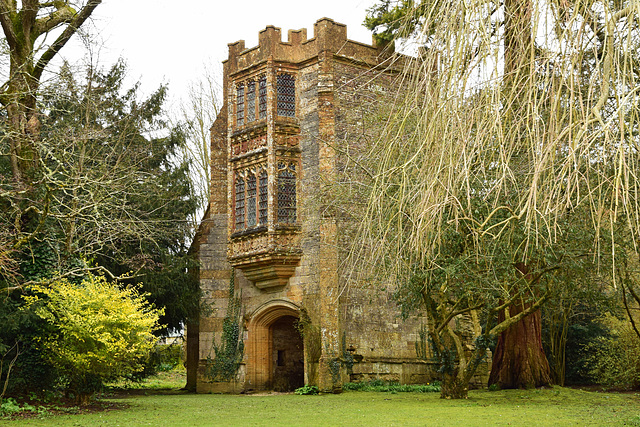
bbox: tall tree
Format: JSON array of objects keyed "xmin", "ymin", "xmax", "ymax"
[
  {"xmin": 37, "ymin": 60, "xmax": 200, "ymax": 333},
  {"xmin": 173, "ymin": 66, "xmax": 223, "ymax": 223},
  {"xmin": 0, "ymin": 0, "xmax": 102, "ymax": 286},
  {"xmin": 0, "ymin": 0, "xmax": 101, "ymax": 182},
  {"xmin": 0, "ymin": 60, "xmax": 200, "ymax": 393},
  {"xmin": 349, "ymin": 0, "xmax": 640, "ymax": 397}
]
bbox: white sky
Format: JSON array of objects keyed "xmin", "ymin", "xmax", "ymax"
[{"xmin": 59, "ymin": 0, "xmax": 378, "ymax": 108}]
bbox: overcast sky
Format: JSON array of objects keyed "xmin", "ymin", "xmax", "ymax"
[{"xmin": 61, "ymin": 0, "xmax": 378, "ymax": 108}]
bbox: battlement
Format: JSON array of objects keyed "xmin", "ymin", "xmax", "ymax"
[{"xmin": 224, "ymin": 18, "xmax": 390, "ymax": 75}]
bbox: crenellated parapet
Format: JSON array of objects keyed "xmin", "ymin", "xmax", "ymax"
[{"xmin": 224, "ymin": 18, "xmax": 391, "ymax": 79}]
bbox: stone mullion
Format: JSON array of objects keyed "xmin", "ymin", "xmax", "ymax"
[
  {"xmin": 266, "ymin": 57, "xmax": 277, "ymax": 234},
  {"xmin": 227, "ymin": 79, "xmax": 236, "ymax": 244}
]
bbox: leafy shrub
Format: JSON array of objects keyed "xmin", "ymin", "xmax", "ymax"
[
  {"xmin": 0, "ymin": 398, "xmax": 21, "ymax": 415},
  {"xmin": 0, "ymin": 295, "xmax": 60, "ymax": 395},
  {"xmin": 294, "ymin": 385, "xmax": 319, "ymax": 395},
  {"xmin": 0, "ymin": 397, "xmax": 40, "ymax": 417},
  {"xmin": 563, "ymin": 320, "xmax": 610, "ymax": 384},
  {"xmin": 585, "ymin": 313, "xmax": 640, "ymax": 389},
  {"xmin": 343, "ymin": 379, "xmax": 440, "ymax": 393},
  {"xmin": 23, "ymin": 274, "xmax": 163, "ymax": 403}
]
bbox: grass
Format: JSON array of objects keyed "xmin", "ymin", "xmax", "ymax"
[
  {"xmin": 105, "ymin": 368, "xmax": 187, "ymax": 390},
  {"xmin": 2, "ymin": 371, "xmax": 639, "ymax": 426}
]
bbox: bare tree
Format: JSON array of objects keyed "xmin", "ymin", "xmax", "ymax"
[
  {"xmin": 0, "ymin": 0, "xmax": 102, "ymax": 181},
  {"xmin": 173, "ymin": 65, "xmax": 222, "ymax": 223}
]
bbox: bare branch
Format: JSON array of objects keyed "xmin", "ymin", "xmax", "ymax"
[{"xmin": 33, "ymin": 0, "xmax": 102, "ymax": 81}]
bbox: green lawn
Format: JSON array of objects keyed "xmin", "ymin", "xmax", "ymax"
[{"xmin": 2, "ymin": 381, "xmax": 639, "ymax": 426}]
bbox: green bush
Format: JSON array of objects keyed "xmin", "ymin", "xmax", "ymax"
[
  {"xmin": 0, "ymin": 397, "xmax": 41, "ymax": 417},
  {"xmin": 294, "ymin": 385, "xmax": 319, "ymax": 395},
  {"xmin": 0, "ymin": 295, "xmax": 60, "ymax": 395},
  {"xmin": 343, "ymin": 379, "xmax": 441, "ymax": 393},
  {"xmin": 585, "ymin": 313, "xmax": 640, "ymax": 389}
]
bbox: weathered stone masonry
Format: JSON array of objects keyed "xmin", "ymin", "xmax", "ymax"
[{"xmin": 189, "ymin": 18, "xmax": 486, "ymax": 393}]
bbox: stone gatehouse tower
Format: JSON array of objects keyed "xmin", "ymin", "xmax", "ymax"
[{"xmin": 189, "ymin": 18, "xmax": 450, "ymax": 393}]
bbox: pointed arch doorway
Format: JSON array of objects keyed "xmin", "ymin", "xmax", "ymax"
[{"xmin": 246, "ymin": 300, "xmax": 304, "ymax": 391}]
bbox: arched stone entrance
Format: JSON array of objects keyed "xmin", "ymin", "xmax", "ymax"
[{"xmin": 246, "ymin": 300, "xmax": 304, "ymax": 391}]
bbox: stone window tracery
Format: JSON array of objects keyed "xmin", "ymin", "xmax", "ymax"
[
  {"xmin": 246, "ymin": 80, "xmax": 256, "ymax": 123},
  {"xmin": 259, "ymin": 169, "xmax": 268, "ymax": 225},
  {"xmin": 277, "ymin": 73, "xmax": 295, "ymax": 117},
  {"xmin": 235, "ymin": 174, "xmax": 245, "ymax": 230},
  {"xmin": 236, "ymin": 83, "xmax": 245, "ymax": 126},
  {"xmin": 247, "ymin": 172, "xmax": 257, "ymax": 227},
  {"xmin": 258, "ymin": 75, "xmax": 267, "ymax": 119},
  {"xmin": 277, "ymin": 162, "xmax": 296, "ymax": 224},
  {"xmin": 234, "ymin": 167, "xmax": 269, "ymax": 231}
]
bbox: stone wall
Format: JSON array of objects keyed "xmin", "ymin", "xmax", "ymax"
[{"xmin": 193, "ymin": 17, "xmax": 487, "ymax": 394}]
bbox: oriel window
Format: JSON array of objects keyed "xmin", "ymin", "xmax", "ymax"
[
  {"xmin": 236, "ymin": 83, "xmax": 245, "ymax": 126},
  {"xmin": 235, "ymin": 168, "xmax": 269, "ymax": 231},
  {"xmin": 246, "ymin": 80, "xmax": 256, "ymax": 123},
  {"xmin": 277, "ymin": 162, "xmax": 296, "ymax": 224},
  {"xmin": 235, "ymin": 174, "xmax": 245, "ymax": 230},
  {"xmin": 259, "ymin": 169, "xmax": 268, "ymax": 225},
  {"xmin": 277, "ymin": 73, "xmax": 295, "ymax": 117},
  {"xmin": 246, "ymin": 172, "xmax": 257, "ymax": 227},
  {"xmin": 258, "ymin": 75, "xmax": 267, "ymax": 119}
]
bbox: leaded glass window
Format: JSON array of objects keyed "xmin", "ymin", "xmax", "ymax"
[
  {"xmin": 236, "ymin": 84, "xmax": 245, "ymax": 126},
  {"xmin": 246, "ymin": 80, "xmax": 256, "ymax": 123},
  {"xmin": 258, "ymin": 75, "xmax": 267, "ymax": 119},
  {"xmin": 259, "ymin": 169, "xmax": 268, "ymax": 225},
  {"xmin": 277, "ymin": 162, "xmax": 296, "ymax": 224},
  {"xmin": 235, "ymin": 175, "xmax": 245, "ymax": 230},
  {"xmin": 277, "ymin": 73, "xmax": 295, "ymax": 117},
  {"xmin": 247, "ymin": 172, "xmax": 257, "ymax": 227}
]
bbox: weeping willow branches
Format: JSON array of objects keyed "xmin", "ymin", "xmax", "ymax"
[{"xmin": 347, "ymin": 0, "xmax": 640, "ymax": 285}]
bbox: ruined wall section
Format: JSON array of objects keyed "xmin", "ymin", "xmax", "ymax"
[
  {"xmin": 291, "ymin": 60, "xmax": 322, "ymax": 386},
  {"xmin": 330, "ymin": 60, "xmax": 437, "ymax": 384}
]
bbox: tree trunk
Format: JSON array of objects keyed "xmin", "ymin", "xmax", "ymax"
[
  {"xmin": 489, "ymin": 0, "xmax": 552, "ymax": 390},
  {"xmin": 6, "ymin": 66, "xmax": 41, "ymax": 182},
  {"xmin": 185, "ymin": 320, "xmax": 199, "ymax": 392},
  {"xmin": 440, "ymin": 371, "xmax": 469, "ymax": 399},
  {"xmin": 75, "ymin": 392, "xmax": 92, "ymax": 406},
  {"xmin": 489, "ymin": 303, "xmax": 552, "ymax": 389}
]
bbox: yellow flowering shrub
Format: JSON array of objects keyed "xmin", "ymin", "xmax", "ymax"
[{"xmin": 23, "ymin": 274, "xmax": 163, "ymax": 401}]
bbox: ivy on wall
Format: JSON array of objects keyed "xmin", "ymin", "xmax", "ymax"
[{"xmin": 205, "ymin": 268, "xmax": 244, "ymax": 381}]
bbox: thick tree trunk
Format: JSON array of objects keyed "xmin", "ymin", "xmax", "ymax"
[
  {"xmin": 6, "ymin": 68, "xmax": 41, "ymax": 182},
  {"xmin": 489, "ymin": 0, "xmax": 552, "ymax": 390},
  {"xmin": 489, "ymin": 304, "xmax": 552, "ymax": 389},
  {"xmin": 440, "ymin": 371, "xmax": 469, "ymax": 399}
]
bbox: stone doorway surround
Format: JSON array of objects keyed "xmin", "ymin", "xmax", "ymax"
[{"xmin": 246, "ymin": 299, "xmax": 301, "ymax": 391}]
